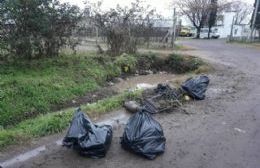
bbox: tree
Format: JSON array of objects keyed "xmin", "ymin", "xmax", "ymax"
[
  {"xmin": 252, "ymin": 0, "xmax": 260, "ymax": 34},
  {"xmin": 85, "ymin": 0, "xmax": 156, "ymax": 56},
  {"xmin": 175, "ymin": 0, "xmax": 228, "ymax": 38},
  {"xmin": 231, "ymin": 0, "xmax": 253, "ymax": 25},
  {"xmin": 208, "ymin": 0, "xmax": 218, "ymax": 38},
  {"xmin": 176, "ymin": 0, "xmax": 213, "ymax": 38},
  {"xmin": 0, "ymin": 0, "xmax": 82, "ymax": 60}
]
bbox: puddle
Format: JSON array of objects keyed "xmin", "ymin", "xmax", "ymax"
[
  {"xmin": 112, "ymin": 73, "xmax": 176, "ymax": 92},
  {"xmin": 0, "ymin": 111, "xmax": 130, "ymax": 168}
]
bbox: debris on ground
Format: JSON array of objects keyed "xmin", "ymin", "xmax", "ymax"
[
  {"xmin": 181, "ymin": 75, "xmax": 210, "ymax": 100},
  {"xmin": 120, "ymin": 109, "xmax": 166, "ymax": 160},
  {"xmin": 63, "ymin": 108, "xmax": 113, "ymax": 158},
  {"xmin": 124, "ymin": 76, "xmax": 210, "ymax": 114},
  {"xmin": 143, "ymin": 84, "xmax": 183, "ymax": 113},
  {"xmin": 62, "ymin": 76, "xmax": 210, "ymax": 159},
  {"xmin": 124, "ymin": 101, "xmax": 141, "ymax": 113},
  {"xmin": 108, "ymin": 81, "xmax": 115, "ymax": 86},
  {"xmin": 234, "ymin": 128, "xmax": 246, "ymax": 134},
  {"xmin": 136, "ymin": 83, "xmax": 155, "ymax": 90}
]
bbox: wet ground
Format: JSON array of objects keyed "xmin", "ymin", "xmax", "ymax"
[
  {"xmin": 112, "ymin": 73, "xmax": 176, "ymax": 92},
  {"xmin": 1, "ymin": 39, "xmax": 260, "ymax": 168}
]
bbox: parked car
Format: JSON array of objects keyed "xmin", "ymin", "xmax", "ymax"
[
  {"xmin": 179, "ymin": 27, "xmax": 193, "ymax": 37},
  {"xmin": 199, "ymin": 28, "xmax": 220, "ymax": 39}
]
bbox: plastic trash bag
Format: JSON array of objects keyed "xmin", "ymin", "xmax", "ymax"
[
  {"xmin": 120, "ymin": 109, "xmax": 166, "ymax": 160},
  {"xmin": 181, "ymin": 75, "xmax": 210, "ymax": 100},
  {"xmin": 63, "ymin": 108, "xmax": 113, "ymax": 158}
]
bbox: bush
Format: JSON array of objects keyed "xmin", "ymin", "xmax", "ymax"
[
  {"xmin": 114, "ymin": 53, "xmax": 137, "ymax": 73},
  {"xmin": 166, "ymin": 54, "xmax": 203, "ymax": 73},
  {"xmin": 0, "ymin": 0, "xmax": 82, "ymax": 59},
  {"xmin": 104, "ymin": 62, "xmax": 122, "ymax": 81},
  {"xmin": 135, "ymin": 52, "xmax": 157, "ymax": 70},
  {"xmin": 135, "ymin": 52, "xmax": 166, "ymax": 72},
  {"xmin": 90, "ymin": 1, "xmax": 156, "ymax": 56}
]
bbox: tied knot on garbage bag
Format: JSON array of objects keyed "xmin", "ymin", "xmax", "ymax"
[
  {"xmin": 120, "ymin": 108, "xmax": 166, "ymax": 160},
  {"xmin": 62, "ymin": 108, "xmax": 113, "ymax": 158}
]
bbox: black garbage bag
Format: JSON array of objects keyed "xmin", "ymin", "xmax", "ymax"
[
  {"xmin": 181, "ymin": 75, "xmax": 210, "ymax": 100},
  {"xmin": 63, "ymin": 108, "xmax": 112, "ymax": 158},
  {"xmin": 120, "ymin": 109, "xmax": 166, "ymax": 160}
]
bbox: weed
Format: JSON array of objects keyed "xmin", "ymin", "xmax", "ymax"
[
  {"xmin": 166, "ymin": 53, "xmax": 204, "ymax": 73},
  {"xmin": 114, "ymin": 53, "xmax": 137, "ymax": 73}
]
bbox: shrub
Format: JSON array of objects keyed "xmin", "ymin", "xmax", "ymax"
[
  {"xmin": 135, "ymin": 52, "xmax": 157, "ymax": 70},
  {"xmin": 90, "ymin": 1, "xmax": 156, "ymax": 56},
  {"xmin": 0, "ymin": 0, "xmax": 82, "ymax": 59},
  {"xmin": 104, "ymin": 62, "xmax": 122, "ymax": 81},
  {"xmin": 135, "ymin": 52, "xmax": 166, "ymax": 72},
  {"xmin": 166, "ymin": 54, "xmax": 203, "ymax": 73},
  {"xmin": 114, "ymin": 53, "xmax": 137, "ymax": 73}
]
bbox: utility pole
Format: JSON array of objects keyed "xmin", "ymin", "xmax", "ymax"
[
  {"xmin": 171, "ymin": 8, "xmax": 176, "ymax": 48},
  {"xmin": 250, "ymin": 0, "xmax": 260, "ymax": 42}
]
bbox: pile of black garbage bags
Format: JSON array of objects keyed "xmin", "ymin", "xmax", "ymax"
[{"xmin": 63, "ymin": 76, "xmax": 209, "ymax": 160}]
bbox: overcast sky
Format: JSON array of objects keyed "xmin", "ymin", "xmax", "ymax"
[{"xmin": 60, "ymin": 0, "xmax": 255, "ymax": 18}]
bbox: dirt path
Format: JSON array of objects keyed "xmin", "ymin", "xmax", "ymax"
[{"xmin": 2, "ymin": 39, "xmax": 260, "ymax": 168}]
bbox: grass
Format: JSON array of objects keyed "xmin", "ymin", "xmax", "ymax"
[
  {"xmin": 0, "ymin": 53, "xmax": 121, "ymax": 127},
  {"xmin": 0, "ymin": 90, "xmax": 142, "ymax": 149}
]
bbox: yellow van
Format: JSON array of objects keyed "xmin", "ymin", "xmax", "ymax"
[{"xmin": 179, "ymin": 27, "xmax": 193, "ymax": 37}]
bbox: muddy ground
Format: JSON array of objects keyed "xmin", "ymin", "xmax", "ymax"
[{"xmin": 1, "ymin": 39, "xmax": 260, "ymax": 168}]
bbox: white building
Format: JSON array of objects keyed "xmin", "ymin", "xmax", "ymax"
[
  {"xmin": 213, "ymin": 11, "xmax": 251, "ymax": 39},
  {"xmin": 181, "ymin": 11, "xmax": 252, "ymax": 39}
]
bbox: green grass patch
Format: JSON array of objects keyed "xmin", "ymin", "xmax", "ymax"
[
  {"xmin": 0, "ymin": 90, "xmax": 142, "ymax": 149},
  {"xmin": 0, "ymin": 53, "xmax": 121, "ymax": 127}
]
